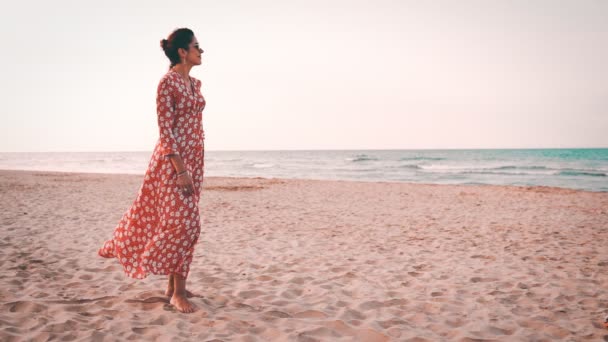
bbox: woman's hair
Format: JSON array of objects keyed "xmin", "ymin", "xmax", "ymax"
[{"xmin": 160, "ymin": 28, "xmax": 194, "ymax": 68}]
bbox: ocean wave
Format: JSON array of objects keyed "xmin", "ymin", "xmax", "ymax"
[
  {"xmin": 420, "ymin": 164, "xmax": 554, "ymax": 173},
  {"xmin": 400, "ymin": 164, "xmax": 421, "ymax": 169},
  {"xmin": 461, "ymin": 171, "xmax": 538, "ymax": 176},
  {"xmin": 451, "ymin": 168, "xmax": 606, "ymax": 177},
  {"xmin": 399, "ymin": 156, "xmax": 445, "ymax": 161},
  {"xmin": 493, "ymin": 165, "xmax": 548, "ymax": 170},
  {"xmin": 557, "ymin": 170, "xmax": 606, "ymax": 177},
  {"xmin": 346, "ymin": 154, "xmax": 378, "ymax": 162}
]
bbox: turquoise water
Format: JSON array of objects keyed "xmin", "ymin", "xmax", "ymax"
[{"xmin": 1, "ymin": 149, "xmax": 607, "ymax": 192}]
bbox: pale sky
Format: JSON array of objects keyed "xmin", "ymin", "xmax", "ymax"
[{"xmin": 1, "ymin": 0, "xmax": 607, "ymax": 152}]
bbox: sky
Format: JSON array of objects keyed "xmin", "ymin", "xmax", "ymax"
[{"xmin": 1, "ymin": 0, "xmax": 607, "ymax": 152}]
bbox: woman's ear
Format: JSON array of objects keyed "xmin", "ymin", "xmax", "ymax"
[{"xmin": 178, "ymin": 47, "xmax": 187, "ymax": 61}]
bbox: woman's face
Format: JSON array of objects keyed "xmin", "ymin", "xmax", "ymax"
[{"xmin": 182, "ymin": 37, "xmax": 204, "ymax": 66}]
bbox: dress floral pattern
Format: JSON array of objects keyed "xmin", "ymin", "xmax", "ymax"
[{"xmin": 99, "ymin": 70, "xmax": 206, "ymax": 279}]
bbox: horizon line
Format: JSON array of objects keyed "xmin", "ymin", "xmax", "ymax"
[{"xmin": 1, "ymin": 146, "xmax": 607, "ymax": 153}]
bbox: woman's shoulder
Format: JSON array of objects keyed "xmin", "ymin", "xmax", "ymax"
[
  {"xmin": 157, "ymin": 70, "xmax": 180, "ymax": 90},
  {"xmin": 190, "ymin": 76, "xmax": 203, "ymax": 89},
  {"xmin": 190, "ymin": 76, "xmax": 202, "ymax": 88},
  {"xmin": 160, "ymin": 70, "xmax": 179, "ymax": 82}
]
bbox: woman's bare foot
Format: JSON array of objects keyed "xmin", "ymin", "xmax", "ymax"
[
  {"xmin": 170, "ymin": 293, "xmax": 198, "ymax": 313},
  {"xmin": 168, "ymin": 273, "xmax": 198, "ymax": 313},
  {"xmin": 165, "ymin": 287, "xmax": 196, "ymax": 298},
  {"xmin": 165, "ymin": 275, "xmax": 196, "ymax": 297}
]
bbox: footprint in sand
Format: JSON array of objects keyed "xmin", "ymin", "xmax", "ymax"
[
  {"xmin": 312, "ymin": 324, "xmax": 387, "ymax": 342},
  {"xmin": 354, "ymin": 328, "xmax": 390, "ymax": 341},
  {"xmin": 237, "ymin": 290, "xmax": 265, "ymax": 299},
  {"xmin": 289, "ymin": 276, "xmax": 313, "ymax": 285},
  {"xmin": 226, "ymin": 320, "xmax": 256, "ymax": 334},
  {"xmin": 256, "ymin": 275, "xmax": 273, "ymax": 282},
  {"xmin": 149, "ymin": 314, "xmax": 170, "ymax": 325},
  {"xmin": 470, "ymin": 276, "xmax": 498, "ymax": 283},
  {"xmin": 281, "ymin": 288, "xmax": 303, "ymax": 299},
  {"xmin": 296, "ymin": 326, "xmax": 334, "ymax": 340},
  {"xmin": 294, "ymin": 310, "xmax": 328, "ymax": 319},
  {"xmin": 4, "ymin": 300, "xmax": 46, "ymax": 314},
  {"xmin": 487, "ymin": 325, "xmax": 516, "ymax": 336},
  {"xmin": 336, "ymin": 300, "xmax": 349, "ymax": 307},
  {"xmin": 340, "ymin": 308, "xmax": 366, "ymax": 320},
  {"xmin": 377, "ymin": 318, "xmax": 409, "ymax": 329},
  {"xmin": 204, "ymin": 294, "xmax": 229, "ymax": 308},
  {"xmin": 270, "ymin": 299, "xmax": 290, "ymax": 307},
  {"xmin": 32, "ymin": 292, "xmax": 50, "ymax": 298},
  {"xmin": 264, "ymin": 310, "xmax": 291, "ymax": 318},
  {"xmin": 323, "ymin": 320, "xmax": 356, "ymax": 335},
  {"xmin": 130, "ymin": 326, "xmax": 162, "ymax": 340},
  {"xmin": 384, "ymin": 298, "xmax": 408, "ymax": 307},
  {"xmin": 45, "ymin": 319, "xmax": 79, "ymax": 334},
  {"xmin": 470, "ymin": 254, "xmax": 496, "ymax": 261},
  {"xmin": 233, "ymin": 302, "xmax": 257, "ymax": 311},
  {"xmin": 125, "ymin": 296, "xmax": 169, "ymax": 311},
  {"xmin": 445, "ymin": 317, "xmax": 465, "ymax": 328},
  {"xmin": 200, "ymin": 275, "xmax": 222, "ymax": 284},
  {"xmin": 359, "ymin": 300, "xmax": 384, "ymax": 310}
]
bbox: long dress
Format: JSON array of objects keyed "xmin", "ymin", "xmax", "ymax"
[{"xmin": 99, "ymin": 70, "xmax": 206, "ymax": 279}]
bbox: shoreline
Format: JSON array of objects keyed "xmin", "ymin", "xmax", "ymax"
[
  {"xmin": 0, "ymin": 168, "xmax": 603, "ymax": 194},
  {"xmin": 1, "ymin": 169, "xmax": 607, "ymax": 340}
]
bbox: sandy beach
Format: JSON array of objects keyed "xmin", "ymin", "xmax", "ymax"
[{"xmin": 1, "ymin": 169, "xmax": 607, "ymax": 341}]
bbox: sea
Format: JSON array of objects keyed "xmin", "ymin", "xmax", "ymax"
[{"xmin": 1, "ymin": 149, "xmax": 607, "ymax": 192}]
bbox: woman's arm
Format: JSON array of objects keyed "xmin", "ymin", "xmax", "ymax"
[
  {"xmin": 156, "ymin": 75, "xmax": 194, "ymax": 195},
  {"xmin": 156, "ymin": 77, "xmax": 187, "ymax": 173}
]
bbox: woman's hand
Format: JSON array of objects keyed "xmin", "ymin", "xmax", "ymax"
[
  {"xmin": 176, "ymin": 171, "xmax": 195, "ymax": 196},
  {"xmin": 165, "ymin": 154, "xmax": 194, "ymax": 196}
]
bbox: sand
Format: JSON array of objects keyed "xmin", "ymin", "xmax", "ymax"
[{"xmin": 1, "ymin": 169, "xmax": 607, "ymax": 341}]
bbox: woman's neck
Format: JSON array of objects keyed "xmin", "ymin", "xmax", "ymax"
[{"xmin": 171, "ymin": 64, "xmax": 192, "ymax": 79}]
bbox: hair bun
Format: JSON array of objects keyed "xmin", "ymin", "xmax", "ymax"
[{"xmin": 160, "ymin": 39, "xmax": 169, "ymax": 50}]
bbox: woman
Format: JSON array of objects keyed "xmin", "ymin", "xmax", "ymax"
[{"xmin": 99, "ymin": 28, "xmax": 206, "ymax": 313}]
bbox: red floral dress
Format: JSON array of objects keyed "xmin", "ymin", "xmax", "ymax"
[{"xmin": 99, "ymin": 70, "xmax": 206, "ymax": 279}]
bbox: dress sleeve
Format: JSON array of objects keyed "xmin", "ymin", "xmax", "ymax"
[{"xmin": 156, "ymin": 76, "xmax": 180, "ymax": 157}]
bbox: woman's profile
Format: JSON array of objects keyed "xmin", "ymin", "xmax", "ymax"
[{"xmin": 99, "ymin": 27, "xmax": 206, "ymax": 313}]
